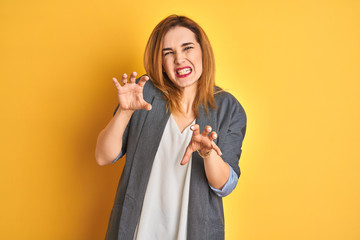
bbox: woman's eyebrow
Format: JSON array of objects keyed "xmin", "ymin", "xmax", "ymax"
[
  {"xmin": 162, "ymin": 42, "xmax": 195, "ymax": 52},
  {"xmin": 162, "ymin": 47, "xmax": 172, "ymax": 52},
  {"xmin": 181, "ymin": 42, "xmax": 194, "ymax": 47}
]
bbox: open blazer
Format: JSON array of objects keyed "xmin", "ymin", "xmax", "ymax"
[{"xmin": 105, "ymin": 79, "xmax": 247, "ymax": 240}]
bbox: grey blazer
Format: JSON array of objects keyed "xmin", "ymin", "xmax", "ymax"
[{"xmin": 105, "ymin": 80, "xmax": 246, "ymax": 240}]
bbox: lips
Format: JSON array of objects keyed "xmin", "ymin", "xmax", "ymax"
[{"xmin": 175, "ymin": 66, "xmax": 192, "ymax": 78}]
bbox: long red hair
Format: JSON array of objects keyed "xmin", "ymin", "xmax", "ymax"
[{"xmin": 144, "ymin": 15, "xmax": 217, "ymax": 117}]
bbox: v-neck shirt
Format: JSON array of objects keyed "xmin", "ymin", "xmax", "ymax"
[{"xmin": 133, "ymin": 114, "xmax": 195, "ymax": 240}]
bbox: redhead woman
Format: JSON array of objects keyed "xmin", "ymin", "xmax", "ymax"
[{"xmin": 95, "ymin": 15, "xmax": 247, "ymax": 240}]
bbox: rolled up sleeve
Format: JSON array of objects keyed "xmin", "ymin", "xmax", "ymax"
[{"xmin": 209, "ymin": 163, "xmax": 238, "ymax": 197}]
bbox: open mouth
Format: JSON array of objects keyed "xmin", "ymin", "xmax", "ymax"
[{"xmin": 175, "ymin": 67, "xmax": 192, "ymax": 78}]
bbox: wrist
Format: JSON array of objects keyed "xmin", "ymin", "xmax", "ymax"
[
  {"xmin": 117, "ymin": 108, "xmax": 135, "ymax": 114},
  {"xmin": 115, "ymin": 108, "xmax": 134, "ymax": 120},
  {"xmin": 197, "ymin": 149, "xmax": 212, "ymax": 159}
]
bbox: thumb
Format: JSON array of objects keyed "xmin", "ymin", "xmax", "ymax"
[
  {"xmin": 181, "ymin": 146, "xmax": 193, "ymax": 165},
  {"xmin": 142, "ymin": 101, "xmax": 152, "ymax": 111},
  {"xmin": 145, "ymin": 103, "xmax": 152, "ymax": 111}
]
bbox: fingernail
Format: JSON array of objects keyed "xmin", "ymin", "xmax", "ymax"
[
  {"xmin": 207, "ymin": 127, "xmax": 211, "ymax": 132},
  {"xmin": 220, "ymin": 151, "xmax": 223, "ymax": 155},
  {"xmin": 190, "ymin": 126, "xmax": 195, "ymax": 130},
  {"xmin": 123, "ymin": 73, "xmax": 127, "ymax": 77},
  {"xmin": 112, "ymin": 77, "xmax": 117, "ymax": 81},
  {"xmin": 133, "ymin": 72, "xmax": 137, "ymax": 75},
  {"xmin": 213, "ymin": 134, "xmax": 217, "ymax": 138}
]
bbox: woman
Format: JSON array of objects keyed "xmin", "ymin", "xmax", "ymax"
[{"xmin": 95, "ymin": 15, "xmax": 246, "ymax": 240}]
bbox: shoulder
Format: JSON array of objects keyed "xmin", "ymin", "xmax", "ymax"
[
  {"xmin": 212, "ymin": 88, "xmax": 247, "ymax": 138},
  {"xmin": 213, "ymin": 88, "xmax": 246, "ymax": 119},
  {"xmin": 137, "ymin": 75, "xmax": 163, "ymax": 100}
]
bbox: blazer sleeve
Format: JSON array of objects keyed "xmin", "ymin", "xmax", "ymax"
[{"xmin": 216, "ymin": 93, "xmax": 247, "ymax": 179}]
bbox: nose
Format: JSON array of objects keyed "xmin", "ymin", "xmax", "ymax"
[{"xmin": 174, "ymin": 52, "xmax": 185, "ymax": 65}]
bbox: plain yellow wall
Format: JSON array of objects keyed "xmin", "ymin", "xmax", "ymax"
[{"xmin": 1, "ymin": 0, "xmax": 359, "ymax": 239}]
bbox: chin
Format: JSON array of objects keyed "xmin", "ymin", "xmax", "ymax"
[{"xmin": 176, "ymin": 79, "xmax": 198, "ymax": 89}]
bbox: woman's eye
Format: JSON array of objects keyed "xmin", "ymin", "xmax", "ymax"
[
  {"xmin": 164, "ymin": 52, "xmax": 173, "ymax": 56},
  {"xmin": 184, "ymin": 46, "xmax": 193, "ymax": 51}
]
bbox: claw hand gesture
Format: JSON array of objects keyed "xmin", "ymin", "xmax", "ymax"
[
  {"xmin": 112, "ymin": 72, "xmax": 152, "ymax": 111},
  {"xmin": 181, "ymin": 125, "xmax": 222, "ymax": 165}
]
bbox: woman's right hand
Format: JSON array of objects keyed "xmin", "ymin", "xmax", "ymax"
[{"xmin": 112, "ymin": 72, "xmax": 152, "ymax": 111}]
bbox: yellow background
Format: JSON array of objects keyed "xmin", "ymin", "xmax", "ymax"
[{"xmin": 1, "ymin": 0, "xmax": 359, "ymax": 239}]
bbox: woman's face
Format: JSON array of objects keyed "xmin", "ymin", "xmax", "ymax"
[{"xmin": 162, "ymin": 26, "xmax": 203, "ymax": 91}]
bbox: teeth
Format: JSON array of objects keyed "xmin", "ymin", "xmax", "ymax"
[{"xmin": 177, "ymin": 68, "xmax": 191, "ymax": 75}]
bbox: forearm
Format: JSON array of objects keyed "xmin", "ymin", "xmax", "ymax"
[
  {"xmin": 203, "ymin": 150, "xmax": 230, "ymax": 189},
  {"xmin": 95, "ymin": 109, "xmax": 133, "ymax": 166}
]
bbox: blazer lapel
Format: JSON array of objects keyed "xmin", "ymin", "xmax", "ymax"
[{"xmin": 127, "ymin": 95, "xmax": 170, "ymax": 199}]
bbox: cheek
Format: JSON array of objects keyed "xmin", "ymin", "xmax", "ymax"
[
  {"xmin": 195, "ymin": 52, "xmax": 203, "ymax": 70},
  {"xmin": 196, "ymin": 57, "xmax": 203, "ymax": 73},
  {"xmin": 162, "ymin": 60, "xmax": 172, "ymax": 74}
]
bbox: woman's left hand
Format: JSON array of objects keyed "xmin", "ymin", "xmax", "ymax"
[{"xmin": 181, "ymin": 124, "xmax": 222, "ymax": 165}]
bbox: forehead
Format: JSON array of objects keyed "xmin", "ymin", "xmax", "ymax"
[{"xmin": 162, "ymin": 26, "xmax": 197, "ymax": 47}]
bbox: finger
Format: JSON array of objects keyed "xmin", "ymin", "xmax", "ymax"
[
  {"xmin": 211, "ymin": 142, "xmax": 222, "ymax": 156},
  {"xmin": 122, "ymin": 73, "xmax": 128, "ymax": 84},
  {"xmin": 138, "ymin": 75, "xmax": 149, "ymax": 87},
  {"xmin": 112, "ymin": 77, "xmax": 122, "ymax": 91},
  {"xmin": 129, "ymin": 72, "xmax": 137, "ymax": 83},
  {"xmin": 143, "ymin": 102, "xmax": 152, "ymax": 111},
  {"xmin": 190, "ymin": 124, "xmax": 200, "ymax": 135},
  {"xmin": 180, "ymin": 146, "xmax": 193, "ymax": 165},
  {"xmin": 209, "ymin": 131, "xmax": 217, "ymax": 141},
  {"xmin": 201, "ymin": 125, "xmax": 212, "ymax": 137}
]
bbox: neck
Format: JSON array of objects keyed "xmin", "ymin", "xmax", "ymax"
[{"xmin": 180, "ymin": 83, "xmax": 197, "ymax": 116}]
